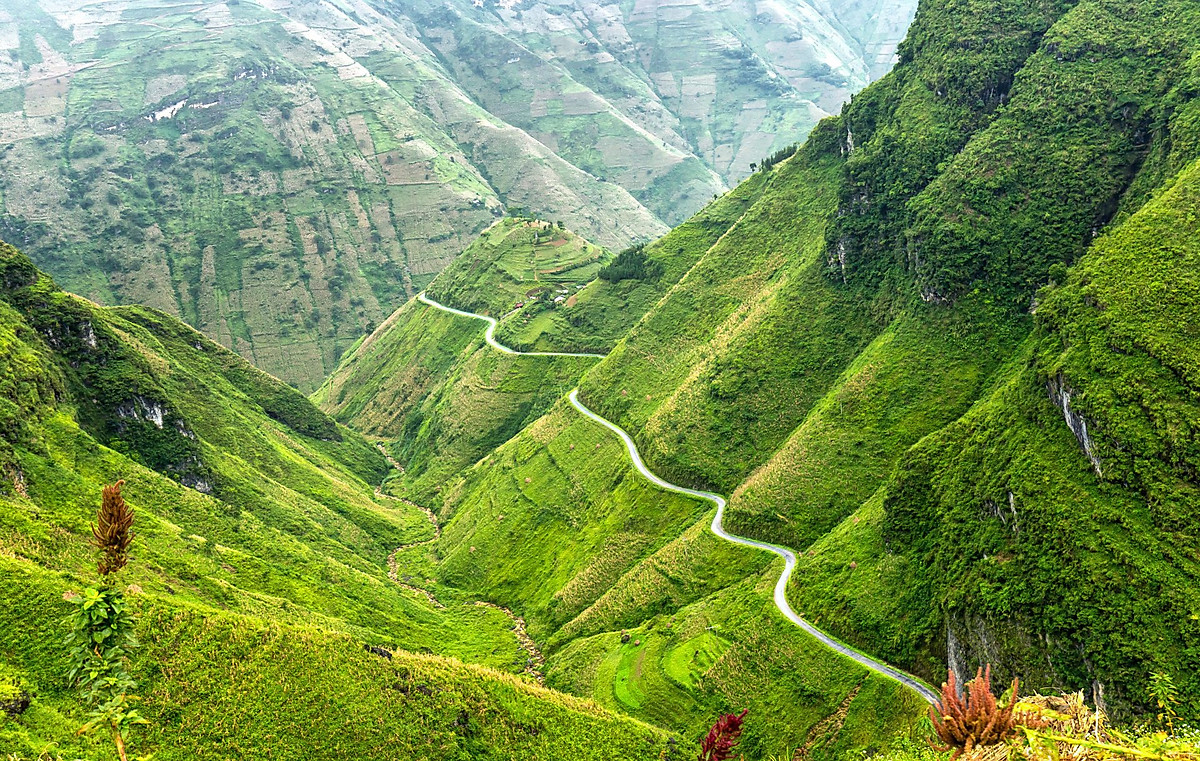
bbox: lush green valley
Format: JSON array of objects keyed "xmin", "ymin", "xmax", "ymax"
[
  {"xmin": 322, "ymin": 0, "xmax": 1200, "ymax": 743},
  {"xmin": 4, "ymin": 0, "xmax": 1200, "ymax": 756},
  {"xmin": 0, "ymin": 241, "xmax": 671, "ymax": 759}
]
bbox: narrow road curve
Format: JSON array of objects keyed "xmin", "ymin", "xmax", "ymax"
[
  {"xmin": 418, "ymin": 292, "xmax": 606, "ymax": 358},
  {"xmin": 568, "ymin": 390, "xmax": 939, "ymax": 705},
  {"xmin": 417, "ymin": 292, "xmax": 939, "ymax": 705}
]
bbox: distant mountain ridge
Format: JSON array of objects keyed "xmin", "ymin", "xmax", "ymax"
[{"xmin": 0, "ymin": 0, "xmax": 914, "ymax": 390}]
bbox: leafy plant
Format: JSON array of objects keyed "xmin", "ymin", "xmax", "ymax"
[
  {"xmin": 65, "ymin": 480, "xmax": 147, "ymax": 761},
  {"xmin": 1150, "ymin": 672, "xmax": 1181, "ymax": 732},
  {"xmin": 698, "ymin": 709, "xmax": 747, "ymax": 761}
]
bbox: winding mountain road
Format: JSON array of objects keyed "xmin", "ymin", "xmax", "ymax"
[
  {"xmin": 416, "ymin": 292, "xmax": 939, "ymax": 706},
  {"xmin": 418, "ymin": 292, "xmax": 606, "ymax": 358}
]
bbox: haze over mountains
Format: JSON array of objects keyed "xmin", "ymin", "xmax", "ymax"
[{"xmin": 0, "ymin": 0, "xmax": 913, "ymax": 390}]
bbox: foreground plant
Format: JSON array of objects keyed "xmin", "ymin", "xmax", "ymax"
[
  {"xmin": 65, "ymin": 480, "xmax": 147, "ymax": 761},
  {"xmin": 1013, "ymin": 688, "xmax": 1200, "ymax": 761},
  {"xmin": 930, "ymin": 665, "xmax": 1037, "ymax": 760},
  {"xmin": 698, "ymin": 709, "xmax": 748, "ymax": 761}
]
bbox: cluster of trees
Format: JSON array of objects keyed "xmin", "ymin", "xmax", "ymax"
[
  {"xmin": 750, "ymin": 143, "xmax": 797, "ymax": 173},
  {"xmin": 598, "ymin": 243, "xmax": 660, "ymax": 282}
]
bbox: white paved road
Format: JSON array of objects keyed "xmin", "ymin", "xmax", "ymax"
[{"xmin": 418, "ymin": 292, "xmax": 606, "ymax": 358}]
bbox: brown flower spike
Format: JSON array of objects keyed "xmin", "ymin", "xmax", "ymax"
[
  {"xmin": 930, "ymin": 665, "xmax": 1033, "ymax": 760},
  {"xmin": 92, "ymin": 480, "xmax": 134, "ymax": 576}
]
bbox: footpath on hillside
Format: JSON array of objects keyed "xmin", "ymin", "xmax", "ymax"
[{"xmin": 375, "ymin": 442, "xmax": 547, "ymax": 682}]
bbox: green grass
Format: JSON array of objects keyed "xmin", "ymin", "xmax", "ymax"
[
  {"xmin": 426, "ymin": 217, "xmax": 606, "ymax": 320},
  {"xmin": 431, "ymin": 395, "xmax": 928, "ymax": 755},
  {"xmin": 313, "ymin": 294, "xmax": 596, "ymax": 503},
  {"xmin": 661, "ymin": 632, "xmax": 731, "ymax": 689},
  {"xmin": 0, "ymin": 558, "xmax": 671, "ymax": 761},
  {"xmin": 0, "ymin": 242, "xmax": 682, "ymax": 758}
]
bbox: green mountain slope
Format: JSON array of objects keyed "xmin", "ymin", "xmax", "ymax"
[
  {"xmin": 0, "ymin": 241, "xmax": 673, "ymax": 759},
  {"xmin": 314, "ymin": 178, "xmax": 773, "ymax": 503},
  {"xmin": 327, "ymin": 0, "xmax": 1200, "ymax": 732},
  {"xmin": 573, "ymin": 0, "xmax": 1200, "ymax": 719},
  {"xmin": 0, "ymin": 0, "xmax": 666, "ymax": 391}
]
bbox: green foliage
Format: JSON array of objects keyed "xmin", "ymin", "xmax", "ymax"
[
  {"xmin": 65, "ymin": 587, "xmax": 138, "ymax": 699},
  {"xmin": 877, "ymin": 157, "xmax": 1200, "ymax": 716},
  {"xmin": 0, "ymin": 666, "xmax": 29, "ymax": 717},
  {"xmin": 598, "ymin": 244, "xmax": 660, "ymax": 283},
  {"xmin": 492, "ymin": 168, "xmax": 771, "ymax": 354},
  {"xmin": 1150, "ymin": 673, "xmax": 1181, "ymax": 731},
  {"xmin": 65, "ymin": 586, "xmax": 147, "ymax": 754},
  {"xmin": 825, "ymin": 0, "xmax": 1080, "ymax": 289},
  {"xmin": 755, "ymin": 145, "xmax": 797, "ymax": 173}
]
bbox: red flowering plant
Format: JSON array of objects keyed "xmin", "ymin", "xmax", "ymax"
[{"xmin": 699, "ymin": 709, "xmax": 748, "ymax": 761}]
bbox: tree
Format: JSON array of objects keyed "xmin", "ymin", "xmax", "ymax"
[{"xmin": 599, "ymin": 243, "xmax": 660, "ymax": 282}]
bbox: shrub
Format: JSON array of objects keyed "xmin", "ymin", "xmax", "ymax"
[{"xmin": 598, "ymin": 244, "xmax": 660, "ymax": 282}]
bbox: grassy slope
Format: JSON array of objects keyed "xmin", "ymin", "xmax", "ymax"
[
  {"xmin": 313, "ymin": 184, "xmax": 771, "ymax": 501},
  {"xmin": 493, "ymin": 170, "xmax": 772, "ymax": 354},
  {"xmin": 312, "ymin": 221, "xmax": 605, "ymax": 502},
  {"xmin": 1, "ymin": 559, "xmax": 669, "ymax": 760},
  {"xmin": 430, "ymin": 398, "xmax": 928, "ymax": 758},
  {"xmin": 423, "ymin": 0, "xmax": 1200, "ymax": 730},
  {"xmin": 780, "ymin": 0, "xmax": 1200, "ymax": 718},
  {"xmin": 312, "ymin": 158, "xmax": 933, "ymax": 755},
  {"xmin": 425, "ymin": 218, "xmax": 606, "ymax": 319},
  {"xmin": 0, "ymin": 242, "xmax": 668, "ymax": 759}
]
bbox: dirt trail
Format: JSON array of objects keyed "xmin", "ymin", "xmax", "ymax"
[{"xmin": 475, "ymin": 602, "xmax": 545, "ymax": 682}]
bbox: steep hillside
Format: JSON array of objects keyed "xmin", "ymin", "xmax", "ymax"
[
  {"xmin": 396, "ymin": 0, "xmax": 917, "ymax": 205},
  {"xmin": 331, "ymin": 0, "xmax": 1200, "ymax": 733},
  {"xmin": 0, "ymin": 0, "xmax": 915, "ymax": 390},
  {"xmin": 0, "ymin": 0, "xmax": 662, "ymax": 390},
  {"xmin": 0, "ymin": 241, "xmax": 671, "ymax": 759},
  {"xmin": 314, "ymin": 180, "xmax": 770, "ymax": 501},
  {"xmin": 571, "ymin": 0, "xmax": 1200, "ymax": 719},
  {"xmin": 316, "ymin": 172, "xmax": 935, "ymax": 757}
]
